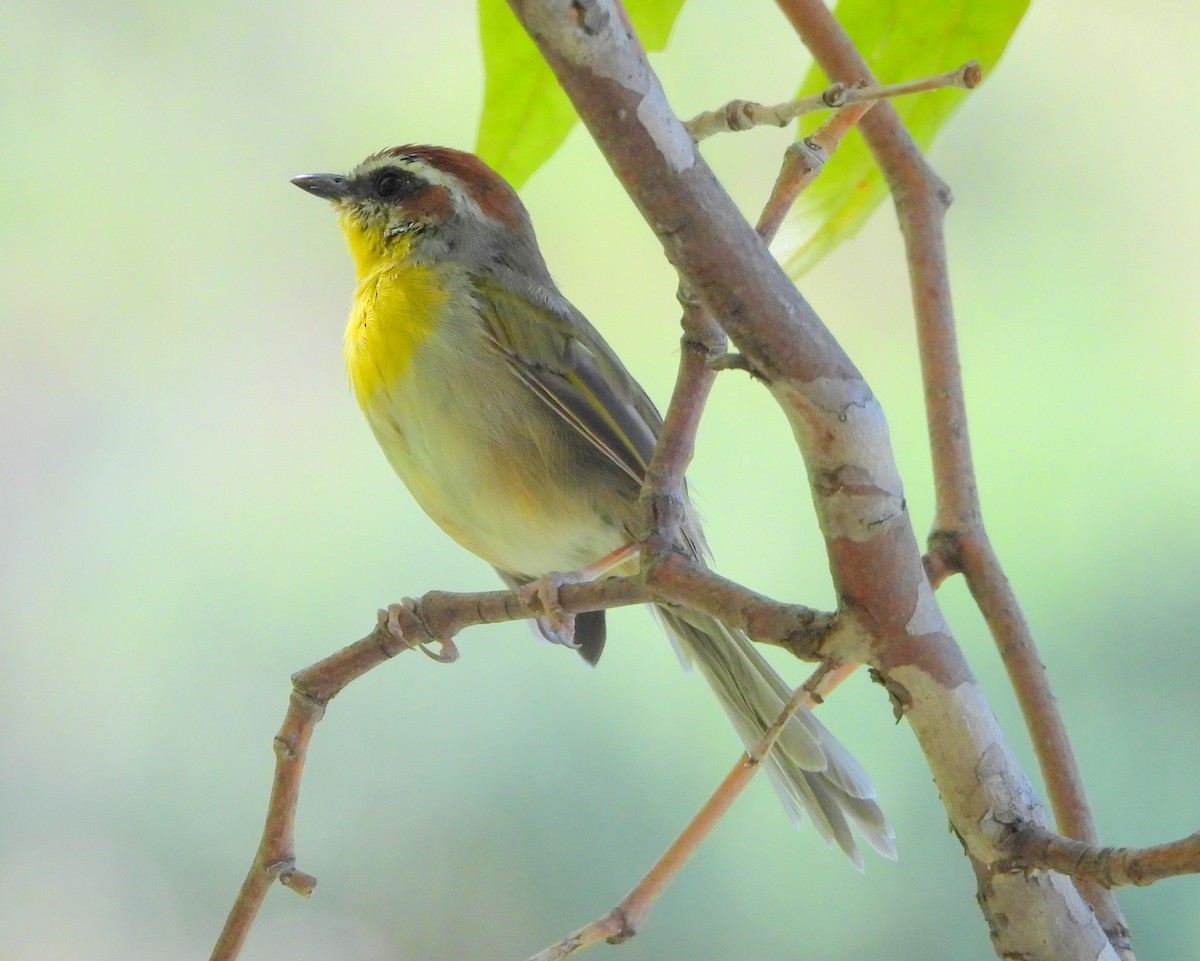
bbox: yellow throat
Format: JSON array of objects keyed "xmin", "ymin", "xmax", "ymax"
[{"xmin": 338, "ymin": 212, "xmax": 447, "ymax": 408}]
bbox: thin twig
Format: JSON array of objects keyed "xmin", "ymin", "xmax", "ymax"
[
  {"xmin": 770, "ymin": 1, "xmax": 1133, "ymax": 956},
  {"xmin": 755, "ymin": 100, "xmax": 875, "ymax": 240},
  {"xmin": 524, "ymin": 661, "xmax": 857, "ymax": 961},
  {"xmin": 1002, "ymin": 823, "xmax": 1200, "ymax": 889},
  {"xmin": 638, "ymin": 289, "xmax": 724, "ymax": 552},
  {"xmin": 685, "ymin": 61, "xmax": 980, "ymax": 141},
  {"xmin": 209, "ymin": 610, "xmax": 419, "ymax": 961},
  {"xmin": 706, "ymin": 352, "xmax": 756, "ymax": 374}
]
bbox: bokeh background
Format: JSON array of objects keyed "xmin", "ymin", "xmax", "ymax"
[{"xmin": 3, "ymin": 1, "xmax": 1198, "ymax": 958}]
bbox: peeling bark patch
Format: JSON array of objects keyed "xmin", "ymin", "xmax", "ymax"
[
  {"xmin": 772, "ymin": 379, "xmax": 907, "ymax": 541},
  {"xmin": 878, "ymin": 631, "xmax": 969, "ymax": 687},
  {"xmin": 829, "ymin": 523, "xmax": 922, "ymax": 630},
  {"xmin": 527, "ymin": 0, "xmax": 693, "ymax": 172},
  {"xmin": 814, "ymin": 463, "xmax": 888, "ymax": 498},
  {"xmin": 829, "ymin": 518, "xmax": 965, "ymax": 684},
  {"xmin": 977, "ymin": 744, "xmax": 1016, "ymax": 817},
  {"xmin": 569, "ymin": 0, "xmax": 607, "ymax": 34},
  {"xmin": 977, "ymin": 745, "xmax": 1046, "ymax": 845},
  {"xmin": 818, "ymin": 476, "xmax": 906, "ymax": 542},
  {"xmin": 905, "ymin": 573, "xmax": 943, "ymax": 636},
  {"xmin": 636, "ymin": 84, "xmax": 696, "ymax": 173}
]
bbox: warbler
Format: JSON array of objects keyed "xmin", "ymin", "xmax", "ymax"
[{"xmin": 292, "ymin": 145, "xmax": 893, "ymax": 864}]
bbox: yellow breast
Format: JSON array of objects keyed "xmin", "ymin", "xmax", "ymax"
[
  {"xmin": 340, "ymin": 219, "xmax": 448, "ymax": 408},
  {"xmin": 334, "ymin": 215, "xmax": 628, "ymax": 575}
]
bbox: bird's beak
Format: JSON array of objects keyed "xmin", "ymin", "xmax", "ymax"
[{"xmin": 290, "ymin": 172, "xmax": 351, "ymax": 201}]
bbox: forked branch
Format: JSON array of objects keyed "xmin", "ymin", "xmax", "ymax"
[
  {"xmin": 771, "ymin": 0, "xmax": 1133, "ymax": 955},
  {"xmin": 209, "ymin": 563, "xmax": 836, "ymax": 961},
  {"xmin": 1003, "ymin": 823, "xmax": 1200, "ymax": 889},
  {"xmin": 508, "ymin": 0, "xmax": 1119, "ymax": 959}
]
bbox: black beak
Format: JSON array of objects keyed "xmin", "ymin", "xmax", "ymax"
[{"xmin": 290, "ymin": 172, "xmax": 351, "ymax": 201}]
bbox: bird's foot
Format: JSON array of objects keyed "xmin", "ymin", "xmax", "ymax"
[
  {"xmin": 379, "ymin": 599, "xmax": 460, "ymax": 663},
  {"xmin": 519, "ymin": 573, "xmax": 583, "ymax": 649},
  {"xmin": 517, "ymin": 545, "xmax": 641, "ymax": 651}
]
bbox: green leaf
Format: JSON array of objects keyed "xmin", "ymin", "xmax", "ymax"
[
  {"xmin": 476, "ymin": 0, "xmax": 687, "ymax": 189},
  {"xmin": 784, "ymin": 0, "xmax": 1030, "ymax": 275}
]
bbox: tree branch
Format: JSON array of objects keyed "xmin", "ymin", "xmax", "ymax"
[
  {"xmin": 1003, "ymin": 823, "xmax": 1200, "ymax": 889},
  {"xmin": 684, "ymin": 61, "xmax": 980, "ymax": 141},
  {"xmin": 638, "ymin": 290, "xmax": 723, "ymax": 552},
  {"xmin": 534, "ymin": 110, "xmax": 892, "ymax": 961},
  {"xmin": 506, "ymin": 2, "xmax": 1119, "ymax": 958},
  {"xmin": 753, "ymin": 99, "xmax": 874, "ymax": 241},
  {"xmin": 770, "ymin": 0, "xmax": 1133, "ymax": 955},
  {"xmin": 209, "ymin": 560, "xmax": 837, "ymax": 961}
]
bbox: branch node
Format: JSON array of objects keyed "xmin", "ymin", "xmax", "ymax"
[
  {"xmin": 821, "ymin": 79, "xmax": 856, "ymax": 107},
  {"xmin": 726, "ymin": 99, "xmax": 756, "ymax": 131},
  {"xmin": 793, "ymin": 136, "xmax": 829, "ymax": 169},
  {"xmin": 686, "ymin": 63, "xmax": 975, "ymax": 140},
  {"xmin": 270, "ymin": 860, "xmax": 318, "ymax": 898},
  {"xmin": 923, "ymin": 529, "xmax": 963, "ymax": 587},
  {"xmin": 680, "ymin": 331, "xmax": 724, "ymax": 362},
  {"xmin": 643, "ymin": 489, "xmax": 687, "ymax": 543},
  {"xmin": 999, "ymin": 819, "xmax": 1200, "ymax": 890},
  {"xmin": 272, "ymin": 733, "xmax": 298, "ymax": 761},
  {"xmin": 779, "ymin": 608, "xmax": 837, "ymax": 661},
  {"xmin": 282, "ymin": 686, "xmax": 327, "ymax": 724},
  {"xmin": 604, "ymin": 906, "xmax": 640, "ymax": 945}
]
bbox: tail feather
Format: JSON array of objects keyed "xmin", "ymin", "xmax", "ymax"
[{"xmin": 656, "ymin": 606, "xmax": 895, "ymax": 865}]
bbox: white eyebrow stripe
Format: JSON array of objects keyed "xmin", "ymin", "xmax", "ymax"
[{"xmin": 350, "ymin": 155, "xmax": 486, "ymax": 223}]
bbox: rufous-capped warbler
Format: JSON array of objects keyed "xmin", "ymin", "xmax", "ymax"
[{"xmin": 291, "ymin": 145, "xmax": 893, "ymax": 865}]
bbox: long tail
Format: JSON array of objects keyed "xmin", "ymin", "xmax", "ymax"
[{"xmin": 656, "ymin": 606, "xmax": 895, "ymax": 868}]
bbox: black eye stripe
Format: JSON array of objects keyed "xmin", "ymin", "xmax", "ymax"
[{"xmin": 372, "ymin": 167, "xmax": 421, "ymax": 202}]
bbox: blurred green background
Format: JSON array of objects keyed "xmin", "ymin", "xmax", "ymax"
[{"xmin": 3, "ymin": 1, "xmax": 1198, "ymax": 959}]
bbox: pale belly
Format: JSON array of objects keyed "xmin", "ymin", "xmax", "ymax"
[{"xmin": 362, "ymin": 326, "xmax": 628, "ymax": 578}]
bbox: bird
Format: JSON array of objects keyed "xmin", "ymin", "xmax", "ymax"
[{"xmin": 291, "ymin": 145, "xmax": 893, "ymax": 866}]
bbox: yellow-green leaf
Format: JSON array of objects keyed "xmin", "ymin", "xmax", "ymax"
[
  {"xmin": 476, "ymin": 0, "xmax": 686, "ymax": 189},
  {"xmin": 784, "ymin": 0, "xmax": 1030, "ymax": 275}
]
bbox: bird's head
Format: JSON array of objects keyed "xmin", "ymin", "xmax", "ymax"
[{"xmin": 291, "ymin": 145, "xmax": 549, "ymax": 280}]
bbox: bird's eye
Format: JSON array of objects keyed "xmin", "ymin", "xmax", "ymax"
[{"xmin": 375, "ymin": 170, "xmax": 414, "ymax": 201}]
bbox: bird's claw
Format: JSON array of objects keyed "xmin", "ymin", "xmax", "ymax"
[
  {"xmin": 379, "ymin": 599, "xmax": 460, "ymax": 663},
  {"xmin": 418, "ymin": 637, "xmax": 460, "ymax": 663},
  {"xmin": 519, "ymin": 572, "xmax": 584, "ymax": 650}
]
